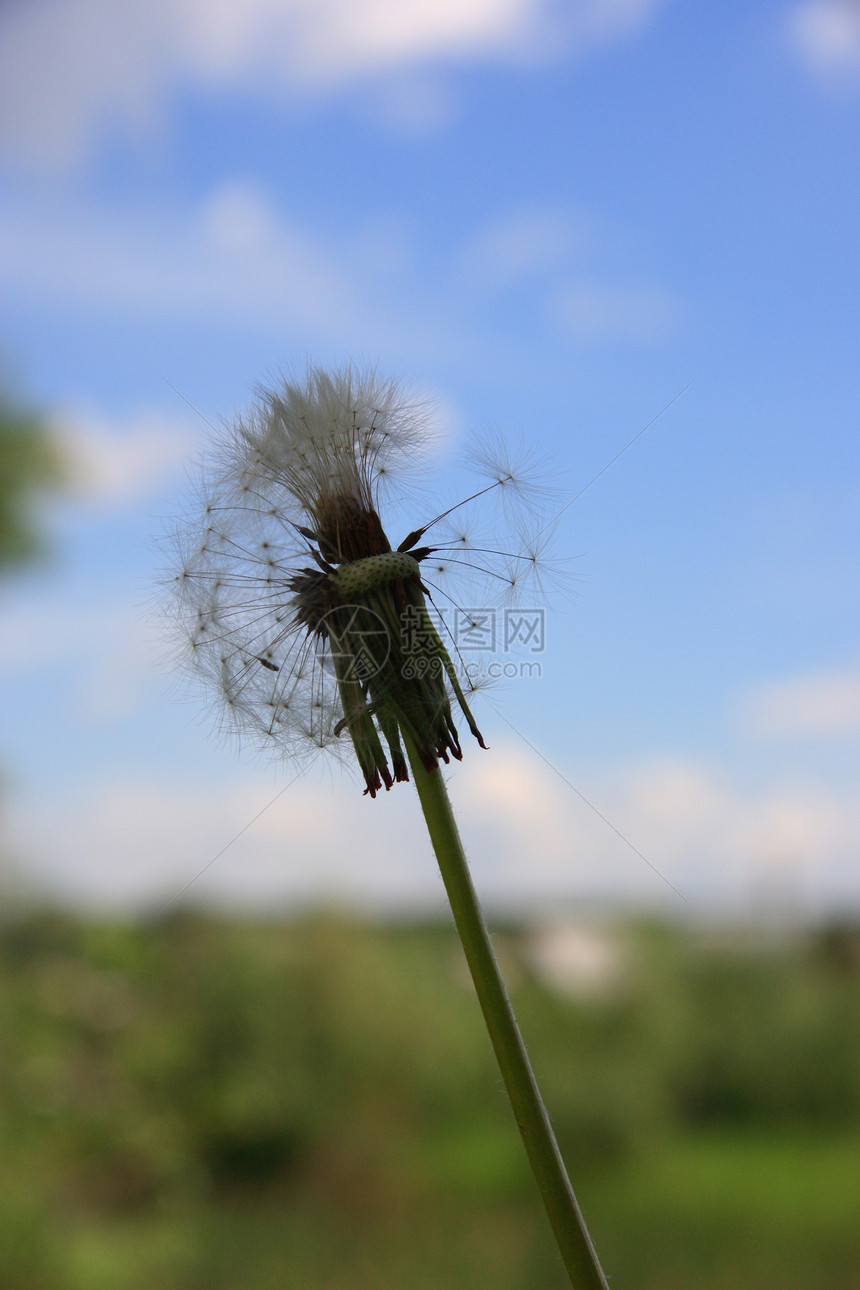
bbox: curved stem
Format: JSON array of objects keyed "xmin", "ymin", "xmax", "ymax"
[{"xmin": 404, "ymin": 736, "xmax": 610, "ymax": 1289}]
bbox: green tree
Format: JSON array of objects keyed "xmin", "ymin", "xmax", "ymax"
[{"xmin": 0, "ymin": 388, "xmax": 62, "ymax": 569}]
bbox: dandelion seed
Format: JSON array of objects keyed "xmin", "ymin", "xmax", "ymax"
[{"xmin": 169, "ymin": 364, "xmax": 549, "ymax": 797}]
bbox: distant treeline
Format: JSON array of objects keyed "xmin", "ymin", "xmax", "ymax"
[{"xmin": 1, "ymin": 912, "xmax": 858, "ymax": 1290}]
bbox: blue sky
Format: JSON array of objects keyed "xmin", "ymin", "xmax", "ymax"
[{"xmin": 1, "ymin": 0, "xmax": 857, "ymax": 916}]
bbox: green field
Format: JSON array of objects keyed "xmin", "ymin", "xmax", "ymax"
[{"xmin": 1, "ymin": 913, "xmax": 858, "ymax": 1288}]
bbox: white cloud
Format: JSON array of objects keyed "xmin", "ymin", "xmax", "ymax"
[
  {"xmin": 0, "ymin": 405, "xmax": 205, "ymax": 723},
  {"xmin": 788, "ymin": 1, "xmax": 860, "ymax": 82},
  {"xmin": 735, "ymin": 788, "xmax": 851, "ymax": 869},
  {"xmin": 5, "ymin": 769, "xmax": 441, "ymax": 913},
  {"xmin": 2, "ymin": 177, "xmax": 679, "ymax": 356},
  {"xmin": 0, "ymin": 3, "xmax": 164, "ymax": 169},
  {"xmin": 5, "ymin": 741, "xmax": 859, "ymax": 914},
  {"xmin": 465, "ymin": 205, "xmax": 588, "ymax": 286},
  {"xmin": 1, "ymin": 181, "xmax": 365, "ymax": 339},
  {"xmin": 363, "ymin": 71, "xmax": 458, "ymax": 134},
  {"xmin": 265, "ymin": 0, "xmax": 544, "ymax": 75},
  {"xmin": 0, "ymin": 182, "xmax": 585, "ymax": 363},
  {"xmin": 0, "ymin": 597, "xmax": 124, "ymax": 674},
  {"xmin": 551, "ymin": 279, "xmax": 681, "ymax": 344},
  {"xmin": 200, "ymin": 182, "xmax": 283, "ymax": 257},
  {"xmin": 0, "ymin": 0, "xmax": 661, "ymax": 167},
  {"xmin": 0, "ymin": 588, "xmax": 170, "ymax": 724},
  {"xmin": 9, "ymin": 743, "xmax": 858, "ymax": 914},
  {"xmin": 611, "ymin": 757, "xmax": 856, "ymax": 901},
  {"xmin": 0, "ymin": 180, "xmax": 502, "ymax": 370},
  {"xmin": 459, "ymin": 747, "xmax": 860, "ymax": 910},
  {"xmin": 55, "ymin": 406, "xmax": 199, "ymax": 506},
  {"xmin": 741, "ymin": 666, "xmax": 860, "ymax": 738},
  {"xmin": 463, "ymin": 205, "xmax": 683, "ymax": 349}
]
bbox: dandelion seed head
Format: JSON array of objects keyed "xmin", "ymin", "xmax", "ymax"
[{"xmin": 167, "ymin": 363, "xmax": 562, "ymax": 794}]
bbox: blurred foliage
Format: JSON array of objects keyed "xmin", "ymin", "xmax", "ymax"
[
  {"xmin": 0, "ymin": 912, "xmax": 858, "ymax": 1289},
  {"xmin": 0, "ymin": 387, "xmax": 62, "ymax": 570}
]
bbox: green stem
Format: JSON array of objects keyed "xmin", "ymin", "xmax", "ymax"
[{"xmin": 404, "ymin": 736, "xmax": 610, "ymax": 1290}]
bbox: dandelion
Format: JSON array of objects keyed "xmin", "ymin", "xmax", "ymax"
[{"xmin": 169, "ymin": 364, "xmax": 609, "ymax": 1288}]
